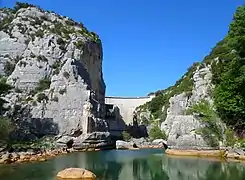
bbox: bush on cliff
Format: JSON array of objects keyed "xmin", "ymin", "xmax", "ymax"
[
  {"xmin": 149, "ymin": 125, "xmax": 167, "ymax": 140},
  {"xmin": 0, "ymin": 77, "xmax": 13, "ymax": 143},
  {"xmin": 205, "ymin": 5, "xmax": 245, "ymax": 133},
  {"xmin": 186, "ymin": 100, "xmax": 223, "ymax": 147},
  {"xmin": 140, "ymin": 62, "xmax": 199, "ymax": 122},
  {"xmin": 0, "ymin": 117, "xmax": 14, "ymax": 143},
  {"xmin": 122, "ymin": 131, "xmax": 131, "ymax": 141},
  {"xmin": 139, "ymin": 5, "xmax": 245, "ymax": 139}
]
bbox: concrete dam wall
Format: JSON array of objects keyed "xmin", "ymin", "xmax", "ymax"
[{"xmin": 105, "ymin": 95, "xmax": 154, "ymax": 125}]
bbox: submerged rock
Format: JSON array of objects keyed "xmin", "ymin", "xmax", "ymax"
[{"xmin": 56, "ymin": 168, "xmax": 96, "ymax": 179}]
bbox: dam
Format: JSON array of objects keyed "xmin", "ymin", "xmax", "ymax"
[{"xmin": 105, "ymin": 95, "xmax": 155, "ymax": 136}]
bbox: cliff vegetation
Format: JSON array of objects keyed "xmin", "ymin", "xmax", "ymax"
[{"xmin": 137, "ymin": 5, "xmax": 245, "ymax": 146}]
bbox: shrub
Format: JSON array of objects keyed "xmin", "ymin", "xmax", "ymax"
[
  {"xmin": 4, "ymin": 61, "xmax": 15, "ymax": 76},
  {"xmin": 0, "ymin": 78, "xmax": 12, "ymax": 113},
  {"xmin": 149, "ymin": 125, "xmax": 167, "ymax": 140},
  {"xmin": 57, "ymin": 38, "xmax": 65, "ymax": 46},
  {"xmin": 35, "ymin": 29, "xmax": 44, "ymax": 38},
  {"xmin": 15, "ymin": 88, "xmax": 22, "ymax": 93},
  {"xmin": 186, "ymin": 100, "xmax": 223, "ymax": 147},
  {"xmin": 59, "ymin": 88, "xmax": 66, "ymax": 95},
  {"xmin": 32, "ymin": 100, "xmax": 37, "ymax": 106},
  {"xmin": 19, "ymin": 60, "xmax": 27, "ymax": 67},
  {"xmin": 37, "ymin": 55, "xmax": 48, "ymax": 62},
  {"xmin": 0, "ymin": 117, "xmax": 14, "ymax": 142},
  {"xmin": 34, "ymin": 77, "xmax": 51, "ymax": 93},
  {"xmin": 225, "ymin": 128, "xmax": 237, "ymax": 147},
  {"xmin": 0, "ymin": 77, "xmax": 12, "ymax": 95},
  {"xmin": 63, "ymin": 71, "xmax": 70, "ymax": 79},
  {"xmin": 74, "ymin": 40, "xmax": 84, "ymax": 49},
  {"xmin": 37, "ymin": 93, "xmax": 48, "ymax": 103},
  {"xmin": 51, "ymin": 61, "xmax": 61, "ymax": 69},
  {"xmin": 0, "ymin": 16, "xmax": 14, "ymax": 32},
  {"xmin": 122, "ymin": 131, "xmax": 131, "ymax": 141},
  {"xmin": 14, "ymin": 2, "xmax": 35, "ymax": 12},
  {"xmin": 24, "ymin": 39, "xmax": 30, "ymax": 45},
  {"xmin": 52, "ymin": 68, "xmax": 60, "ymax": 75}
]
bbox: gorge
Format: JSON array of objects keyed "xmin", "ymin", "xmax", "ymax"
[{"xmin": 1, "ymin": 1, "xmax": 245, "ymax": 165}]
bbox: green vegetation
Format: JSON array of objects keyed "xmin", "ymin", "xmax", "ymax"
[
  {"xmin": 149, "ymin": 124, "xmax": 167, "ymax": 140},
  {"xmin": 51, "ymin": 61, "xmax": 61, "ymax": 75},
  {"xmin": 225, "ymin": 129, "xmax": 237, "ymax": 147},
  {"xmin": 37, "ymin": 55, "xmax": 48, "ymax": 62},
  {"xmin": 139, "ymin": 62, "xmax": 199, "ymax": 121},
  {"xmin": 74, "ymin": 40, "xmax": 84, "ymax": 50},
  {"xmin": 202, "ymin": 5, "xmax": 245, "ymax": 133},
  {"xmin": 0, "ymin": 117, "xmax": 14, "ymax": 143},
  {"xmin": 4, "ymin": 61, "xmax": 15, "ymax": 76},
  {"xmin": 138, "ymin": 5, "xmax": 245, "ymax": 141},
  {"xmin": 186, "ymin": 100, "xmax": 223, "ymax": 147},
  {"xmin": 13, "ymin": 2, "xmax": 35, "ymax": 12},
  {"xmin": 0, "ymin": 77, "xmax": 12, "ymax": 113},
  {"xmin": 34, "ymin": 77, "xmax": 51, "ymax": 93},
  {"xmin": 37, "ymin": 93, "xmax": 49, "ymax": 103},
  {"xmin": 0, "ymin": 77, "xmax": 13, "ymax": 143},
  {"xmin": 122, "ymin": 131, "xmax": 131, "ymax": 141},
  {"xmin": 35, "ymin": 29, "xmax": 44, "ymax": 38},
  {"xmin": 0, "ymin": 16, "xmax": 14, "ymax": 32}
]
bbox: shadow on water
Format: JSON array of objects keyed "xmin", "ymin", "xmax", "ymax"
[{"xmin": 1, "ymin": 149, "xmax": 245, "ymax": 180}]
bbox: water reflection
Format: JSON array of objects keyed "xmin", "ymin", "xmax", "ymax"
[
  {"xmin": 162, "ymin": 155, "xmax": 245, "ymax": 180},
  {"xmin": 1, "ymin": 149, "xmax": 245, "ymax": 180}
]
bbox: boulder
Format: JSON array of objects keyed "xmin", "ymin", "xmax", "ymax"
[
  {"xmin": 116, "ymin": 140, "xmax": 133, "ymax": 149},
  {"xmin": 152, "ymin": 139, "xmax": 168, "ymax": 148},
  {"xmin": 56, "ymin": 168, "xmax": 96, "ymax": 179}
]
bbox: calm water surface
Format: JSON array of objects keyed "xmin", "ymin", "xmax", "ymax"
[{"xmin": 0, "ymin": 148, "xmax": 245, "ymax": 180}]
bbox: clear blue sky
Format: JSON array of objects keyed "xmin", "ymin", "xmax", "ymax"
[{"xmin": 1, "ymin": 0, "xmax": 244, "ymax": 97}]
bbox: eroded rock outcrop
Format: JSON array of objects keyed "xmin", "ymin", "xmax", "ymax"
[
  {"xmin": 0, "ymin": 3, "xmax": 108, "ymax": 145},
  {"xmin": 136, "ymin": 64, "xmax": 224, "ymax": 149}
]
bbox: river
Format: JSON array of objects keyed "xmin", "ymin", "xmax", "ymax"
[{"xmin": 0, "ymin": 148, "xmax": 245, "ymax": 180}]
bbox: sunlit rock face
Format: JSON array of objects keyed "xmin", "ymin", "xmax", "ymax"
[{"xmin": 0, "ymin": 4, "xmax": 107, "ymax": 142}]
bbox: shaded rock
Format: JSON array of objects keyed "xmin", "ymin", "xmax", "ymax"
[
  {"xmin": 56, "ymin": 168, "xmax": 96, "ymax": 179},
  {"xmin": 56, "ymin": 136, "xmax": 73, "ymax": 145}
]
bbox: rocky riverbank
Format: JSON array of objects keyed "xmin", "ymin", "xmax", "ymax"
[
  {"xmin": 165, "ymin": 148, "xmax": 245, "ymax": 162},
  {"xmin": 0, "ymin": 137, "xmax": 168, "ymax": 164},
  {"xmin": 0, "ymin": 146, "xmax": 104, "ymax": 164}
]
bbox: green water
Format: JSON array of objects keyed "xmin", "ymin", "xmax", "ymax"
[{"xmin": 0, "ymin": 149, "xmax": 245, "ymax": 180}]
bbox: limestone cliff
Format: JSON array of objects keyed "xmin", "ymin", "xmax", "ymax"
[
  {"xmin": 135, "ymin": 64, "xmax": 223, "ymax": 149},
  {"xmin": 136, "ymin": 5, "xmax": 245, "ymax": 149},
  {"xmin": 0, "ymin": 3, "xmax": 107, "ymax": 142}
]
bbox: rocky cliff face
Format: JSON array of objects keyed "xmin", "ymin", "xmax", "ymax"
[
  {"xmin": 0, "ymin": 3, "xmax": 107, "ymax": 142},
  {"xmin": 136, "ymin": 59, "xmax": 225, "ymax": 149},
  {"xmin": 136, "ymin": 5, "xmax": 245, "ymax": 149}
]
